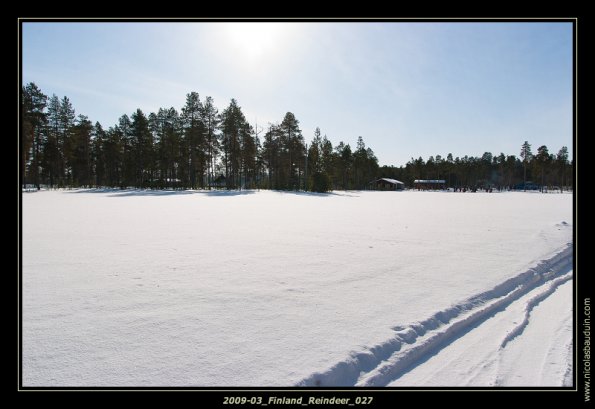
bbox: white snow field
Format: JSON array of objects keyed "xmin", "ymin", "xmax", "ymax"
[{"xmin": 22, "ymin": 189, "xmax": 573, "ymax": 387}]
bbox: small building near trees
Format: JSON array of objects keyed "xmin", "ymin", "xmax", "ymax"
[
  {"xmin": 369, "ymin": 178, "xmax": 405, "ymax": 191},
  {"xmin": 413, "ymin": 179, "xmax": 446, "ymax": 190}
]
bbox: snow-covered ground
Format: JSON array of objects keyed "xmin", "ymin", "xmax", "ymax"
[{"xmin": 21, "ymin": 189, "xmax": 573, "ymax": 387}]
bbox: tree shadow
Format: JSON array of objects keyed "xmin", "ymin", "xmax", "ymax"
[
  {"xmin": 108, "ymin": 189, "xmax": 196, "ymax": 197},
  {"xmin": 105, "ymin": 189, "xmax": 257, "ymax": 197},
  {"xmin": 66, "ymin": 188, "xmax": 127, "ymax": 194},
  {"xmin": 64, "ymin": 188, "xmax": 194, "ymax": 196},
  {"xmin": 273, "ymin": 190, "xmax": 360, "ymax": 198},
  {"xmin": 198, "ymin": 190, "xmax": 257, "ymax": 197},
  {"xmin": 65, "ymin": 188, "xmax": 358, "ymax": 198}
]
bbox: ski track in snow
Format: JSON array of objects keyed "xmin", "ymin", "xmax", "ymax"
[
  {"xmin": 296, "ymin": 244, "xmax": 573, "ymax": 387},
  {"xmin": 500, "ymin": 273, "xmax": 572, "ymax": 349},
  {"xmin": 387, "ymin": 276, "xmax": 573, "ymax": 387}
]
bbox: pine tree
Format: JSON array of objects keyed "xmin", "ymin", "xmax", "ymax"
[
  {"xmin": 320, "ymin": 135, "xmax": 334, "ymax": 186},
  {"xmin": 446, "ymin": 153, "xmax": 454, "ymax": 187},
  {"xmin": 130, "ymin": 109, "xmax": 153, "ymax": 188},
  {"xmin": 70, "ymin": 115, "xmax": 93, "ymax": 187},
  {"xmin": 505, "ymin": 155, "xmax": 518, "ymax": 188},
  {"xmin": 181, "ymin": 92, "xmax": 205, "ymax": 189},
  {"xmin": 520, "ymin": 141, "xmax": 532, "ymax": 191},
  {"xmin": 21, "ymin": 83, "xmax": 47, "ymax": 189},
  {"xmin": 496, "ymin": 153, "xmax": 506, "ymax": 187},
  {"xmin": 240, "ymin": 122, "xmax": 257, "ymax": 189},
  {"xmin": 91, "ymin": 122, "xmax": 106, "ymax": 186},
  {"xmin": 556, "ymin": 146, "xmax": 569, "ymax": 192},
  {"xmin": 43, "ymin": 94, "xmax": 62, "ymax": 187},
  {"xmin": 307, "ymin": 128, "xmax": 322, "ymax": 190},
  {"xmin": 253, "ymin": 121, "xmax": 264, "ymax": 189},
  {"xmin": 535, "ymin": 145, "xmax": 550, "ymax": 192},
  {"xmin": 262, "ymin": 124, "xmax": 280, "ymax": 189},
  {"xmin": 219, "ymin": 99, "xmax": 249, "ymax": 189},
  {"xmin": 101, "ymin": 127, "xmax": 119, "ymax": 187},
  {"xmin": 352, "ymin": 136, "xmax": 367, "ymax": 189},
  {"xmin": 59, "ymin": 96, "xmax": 76, "ymax": 186},
  {"xmin": 155, "ymin": 108, "xmax": 181, "ymax": 188},
  {"xmin": 280, "ymin": 112, "xmax": 304, "ymax": 190},
  {"xmin": 333, "ymin": 142, "xmax": 352, "ymax": 190},
  {"xmin": 365, "ymin": 147, "xmax": 379, "ymax": 187},
  {"xmin": 118, "ymin": 115, "xmax": 134, "ymax": 187},
  {"xmin": 201, "ymin": 96, "xmax": 219, "ymax": 189}
]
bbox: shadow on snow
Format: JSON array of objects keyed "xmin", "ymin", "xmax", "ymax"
[
  {"xmin": 65, "ymin": 188, "xmax": 358, "ymax": 198},
  {"xmin": 270, "ymin": 190, "xmax": 360, "ymax": 198}
]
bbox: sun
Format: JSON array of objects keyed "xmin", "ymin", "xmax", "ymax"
[{"xmin": 225, "ymin": 23, "xmax": 283, "ymax": 60}]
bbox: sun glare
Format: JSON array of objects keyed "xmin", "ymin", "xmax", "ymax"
[{"xmin": 225, "ymin": 23, "xmax": 283, "ymax": 60}]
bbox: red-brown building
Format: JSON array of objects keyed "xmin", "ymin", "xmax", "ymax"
[
  {"xmin": 370, "ymin": 178, "xmax": 405, "ymax": 191},
  {"xmin": 413, "ymin": 179, "xmax": 446, "ymax": 190}
]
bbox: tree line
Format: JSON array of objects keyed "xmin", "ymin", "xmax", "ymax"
[
  {"xmin": 22, "ymin": 82, "xmax": 572, "ymax": 193},
  {"xmin": 21, "ymin": 83, "xmax": 380, "ymax": 193},
  {"xmin": 379, "ymin": 141, "xmax": 572, "ymax": 192}
]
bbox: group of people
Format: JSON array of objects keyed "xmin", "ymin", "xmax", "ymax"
[{"xmin": 452, "ymin": 186, "xmax": 497, "ymax": 193}]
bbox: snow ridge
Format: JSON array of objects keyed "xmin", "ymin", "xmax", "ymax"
[
  {"xmin": 296, "ymin": 244, "xmax": 573, "ymax": 387},
  {"xmin": 500, "ymin": 272, "xmax": 573, "ymax": 348}
]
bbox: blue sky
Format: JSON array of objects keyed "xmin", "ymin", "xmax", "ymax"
[{"xmin": 22, "ymin": 21, "xmax": 573, "ymax": 166}]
